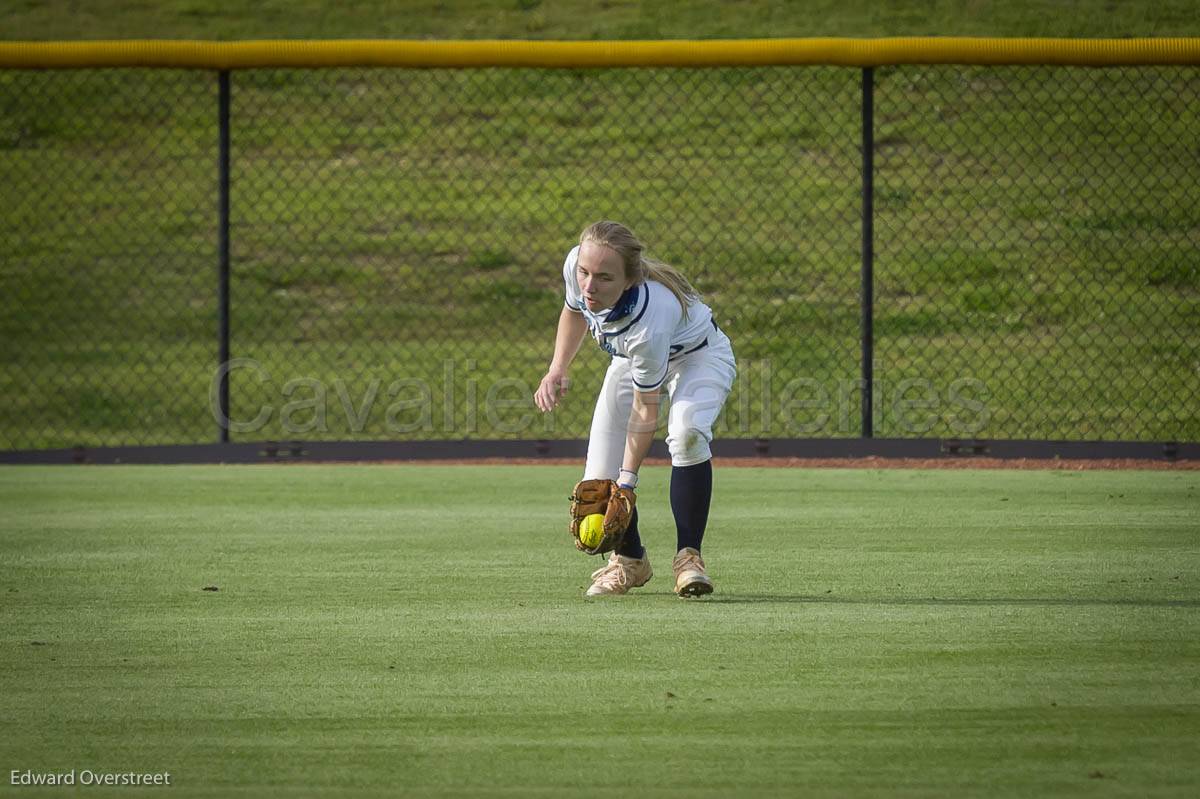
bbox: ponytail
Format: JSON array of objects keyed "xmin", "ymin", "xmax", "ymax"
[{"xmin": 640, "ymin": 256, "xmax": 700, "ymax": 320}]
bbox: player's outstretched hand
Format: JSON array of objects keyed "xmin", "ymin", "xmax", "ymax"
[{"xmin": 534, "ymin": 369, "xmax": 570, "ymax": 412}]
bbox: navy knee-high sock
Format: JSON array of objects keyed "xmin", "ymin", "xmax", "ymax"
[
  {"xmin": 615, "ymin": 506, "xmax": 644, "ymax": 559},
  {"xmin": 671, "ymin": 460, "xmax": 713, "ymax": 553}
]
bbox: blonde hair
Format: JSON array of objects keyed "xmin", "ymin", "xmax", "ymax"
[{"xmin": 579, "ymin": 220, "xmax": 700, "ymax": 318}]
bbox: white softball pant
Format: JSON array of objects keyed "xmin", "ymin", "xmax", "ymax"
[{"xmin": 583, "ymin": 328, "xmax": 737, "ymax": 480}]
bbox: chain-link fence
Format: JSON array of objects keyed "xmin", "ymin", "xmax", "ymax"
[{"xmin": 1, "ymin": 62, "xmax": 1197, "ymax": 451}]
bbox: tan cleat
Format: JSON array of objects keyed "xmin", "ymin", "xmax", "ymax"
[
  {"xmin": 672, "ymin": 547, "xmax": 713, "ymax": 597},
  {"xmin": 585, "ymin": 552, "xmax": 653, "ymax": 596}
]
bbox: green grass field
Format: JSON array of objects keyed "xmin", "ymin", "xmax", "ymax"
[{"xmin": 2, "ymin": 464, "xmax": 1197, "ymax": 796}]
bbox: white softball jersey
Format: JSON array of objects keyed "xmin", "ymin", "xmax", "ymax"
[{"xmin": 561, "ymin": 245, "xmax": 737, "ymax": 474}]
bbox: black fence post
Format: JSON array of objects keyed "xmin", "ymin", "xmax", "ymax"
[
  {"xmin": 217, "ymin": 70, "xmax": 231, "ymax": 443},
  {"xmin": 860, "ymin": 66, "xmax": 875, "ymax": 439}
]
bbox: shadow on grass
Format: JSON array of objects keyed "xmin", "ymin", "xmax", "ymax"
[{"xmin": 704, "ymin": 595, "xmax": 1200, "ymax": 608}]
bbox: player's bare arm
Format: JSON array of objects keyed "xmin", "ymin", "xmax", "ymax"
[
  {"xmin": 622, "ymin": 388, "xmax": 661, "ymax": 475},
  {"xmin": 534, "ymin": 305, "xmax": 587, "ymax": 413}
]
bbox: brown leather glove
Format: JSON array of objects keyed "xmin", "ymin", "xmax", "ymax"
[{"xmin": 568, "ymin": 478, "xmax": 636, "ymax": 555}]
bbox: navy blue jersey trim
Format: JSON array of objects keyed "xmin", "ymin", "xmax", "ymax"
[
  {"xmin": 606, "ymin": 284, "xmax": 649, "ymax": 337},
  {"xmin": 633, "ymin": 360, "xmax": 669, "ymax": 390},
  {"xmin": 669, "ymin": 337, "xmax": 708, "ymax": 359},
  {"xmin": 607, "ymin": 284, "xmax": 641, "ymax": 320}
]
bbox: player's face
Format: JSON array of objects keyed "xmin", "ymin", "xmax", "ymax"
[{"xmin": 577, "ymin": 241, "xmax": 632, "ymax": 312}]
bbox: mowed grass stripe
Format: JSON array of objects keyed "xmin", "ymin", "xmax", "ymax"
[{"xmin": 1, "ymin": 464, "xmax": 1197, "ymax": 797}]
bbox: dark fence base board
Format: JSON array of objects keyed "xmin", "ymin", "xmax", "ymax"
[{"xmin": 0, "ymin": 438, "xmax": 1194, "ymax": 465}]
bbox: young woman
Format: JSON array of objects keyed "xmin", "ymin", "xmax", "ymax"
[{"xmin": 534, "ymin": 221, "xmax": 737, "ymax": 597}]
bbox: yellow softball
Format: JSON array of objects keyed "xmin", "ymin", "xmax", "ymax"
[{"xmin": 578, "ymin": 513, "xmax": 606, "ymax": 549}]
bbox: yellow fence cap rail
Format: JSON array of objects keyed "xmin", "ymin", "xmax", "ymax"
[{"xmin": 1, "ymin": 38, "xmax": 1199, "ymax": 70}]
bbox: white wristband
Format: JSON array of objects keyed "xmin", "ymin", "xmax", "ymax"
[{"xmin": 618, "ymin": 469, "xmax": 639, "ymax": 489}]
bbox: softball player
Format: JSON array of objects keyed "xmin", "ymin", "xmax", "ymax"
[{"xmin": 534, "ymin": 221, "xmax": 737, "ymax": 597}]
